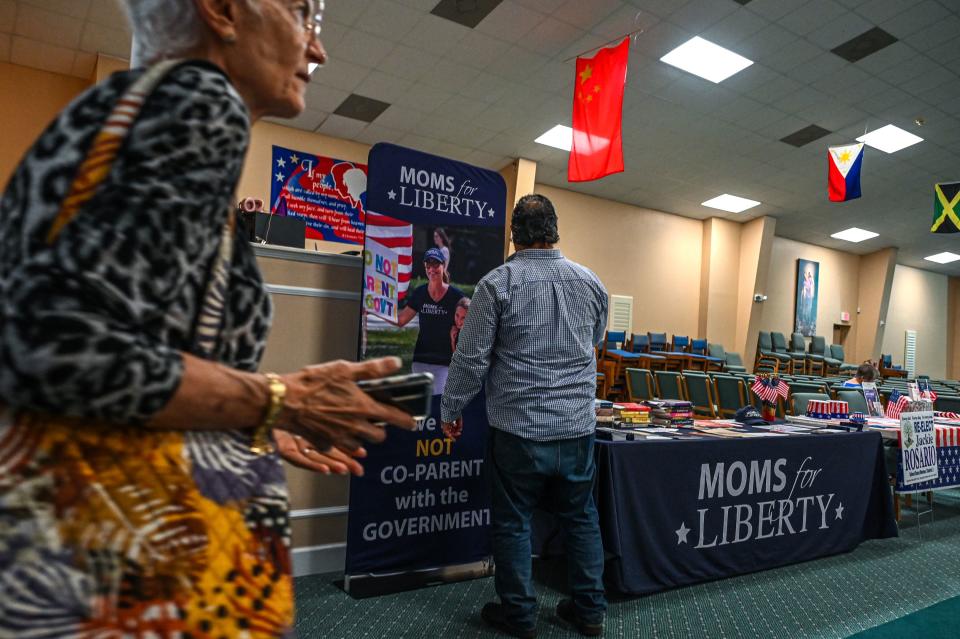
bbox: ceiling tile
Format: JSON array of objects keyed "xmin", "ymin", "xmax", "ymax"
[
  {"xmin": 305, "ymin": 82, "xmax": 350, "ymax": 114},
  {"xmin": 372, "ymin": 104, "xmax": 426, "ymax": 131},
  {"xmin": 332, "ymin": 28, "xmax": 397, "ymax": 69},
  {"xmin": 10, "ymin": 35, "xmax": 74, "ymax": 75},
  {"xmin": 325, "ymin": 0, "xmax": 372, "ymax": 26},
  {"xmin": 356, "ymin": 0, "xmax": 422, "ymax": 40},
  {"xmin": 272, "ymin": 108, "xmax": 328, "ymax": 132},
  {"xmin": 318, "ymin": 113, "xmax": 368, "ymax": 139},
  {"xmin": 476, "ymin": 1, "xmax": 544, "ymax": 43},
  {"xmin": 805, "ymin": 9, "xmax": 873, "ymax": 49},
  {"xmin": 354, "ymin": 122, "xmax": 406, "ymax": 146},
  {"xmin": 310, "ymin": 57, "xmax": 371, "ymax": 93},
  {"xmin": 553, "ymin": 0, "xmax": 622, "ymax": 30},
  {"xmin": 15, "ymin": 4, "xmax": 84, "ymax": 49},
  {"xmin": 666, "ymin": 0, "xmax": 739, "ymax": 34},
  {"xmin": 701, "ymin": 7, "xmax": 769, "ymax": 48},
  {"xmin": 853, "ymin": 0, "xmax": 915, "ymax": 24},
  {"xmin": 736, "ymin": 23, "xmax": 800, "ymax": 61},
  {"xmin": 20, "ymin": 0, "xmax": 91, "ymax": 19},
  {"xmin": 392, "ymin": 82, "xmax": 454, "ymax": 113},
  {"xmin": 420, "ymin": 58, "xmax": 481, "ymax": 93},
  {"xmin": 445, "ymin": 29, "xmax": 511, "ymax": 69},
  {"xmin": 406, "ymin": 13, "xmax": 471, "ymax": 57},
  {"xmin": 86, "ymin": 0, "xmax": 130, "ymax": 29},
  {"xmin": 623, "ymin": 0, "xmax": 693, "ymax": 20},
  {"xmin": 902, "ymin": 14, "xmax": 960, "ymax": 52},
  {"xmin": 520, "ymin": 17, "xmax": 583, "ymax": 56},
  {"xmin": 79, "ymin": 22, "xmax": 130, "ymax": 57},
  {"xmin": 880, "ymin": 0, "xmax": 952, "ymax": 39},
  {"xmin": 746, "ymin": 0, "xmax": 807, "ymax": 21},
  {"xmin": 353, "ymin": 70, "xmax": 412, "ymax": 104},
  {"xmin": 763, "ymin": 37, "xmax": 822, "ymax": 73},
  {"xmin": 590, "ymin": 5, "xmax": 660, "ymax": 40},
  {"xmin": 486, "ymin": 45, "xmax": 549, "ymax": 82},
  {"xmin": 777, "ymin": 0, "xmax": 848, "ymax": 36}
]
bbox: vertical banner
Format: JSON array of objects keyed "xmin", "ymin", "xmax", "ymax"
[
  {"xmin": 345, "ymin": 143, "xmax": 506, "ymax": 596},
  {"xmin": 269, "ymin": 145, "xmax": 367, "ymax": 244},
  {"xmin": 900, "ymin": 411, "xmax": 938, "ymax": 486}
]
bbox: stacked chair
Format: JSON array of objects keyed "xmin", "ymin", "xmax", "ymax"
[{"xmin": 755, "ymin": 331, "xmax": 787, "ymax": 373}]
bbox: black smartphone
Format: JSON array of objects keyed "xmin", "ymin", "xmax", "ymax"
[{"xmin": 356, "ymin": 372, "xmax": 434, "ymax": 420}]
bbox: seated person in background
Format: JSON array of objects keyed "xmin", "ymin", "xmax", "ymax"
[
  {"xmin": 843, "ymin": 362, "xmax": 878, "ymax": 388},
  {"xmin": 450, "ymin": 297, "xmax": 471, "ymax": 352}
]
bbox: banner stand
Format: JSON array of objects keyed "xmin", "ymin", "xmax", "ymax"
[
  {"xmin": 344, "ymin": 560, "xmax": 493, "ymax": 598},
  {"xmin": 344, "ymin": 143, "xmax": 507, "ymax": 597}
]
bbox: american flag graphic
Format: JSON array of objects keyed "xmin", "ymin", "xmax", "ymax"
[
  {"xmin": 896, "ymin": 425, "xmax": 960, "ymax": 491},
  {"xmin": 751, "ymin": 376, "xmax": 788, "ymax": 403},
  {"xmin": 886, "ymin": 390, "xmax": 910, "ymax": 419},
  {"xmin": 364, "ymin": 211, "xmax": 413, "ymax": 301}
]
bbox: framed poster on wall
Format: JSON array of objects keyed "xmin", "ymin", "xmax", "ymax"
[{"xmin": 795, "ymin": 258, "xmax": 820, "ymax": 337}]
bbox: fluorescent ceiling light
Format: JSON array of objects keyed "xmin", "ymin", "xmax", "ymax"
[
  {"xmin": 924, "ymin": 251, "xmax": 960, "ymax": 264},
  {"xmin": 309, "ymin": 63, "xmax": 319, "ymax": 74},
  {"xmin": 856, "ymin": 124, "xmax": 923, "ymax": 154},
  {"xmin": 535, "ymin": 124, "xmax": 572, "ymax": 151},
  {"xmin": 831, "ymin": 227, "xmax": 879, "ymax": 243},
  {"xmin": 660, "ymin": 36, "xmax": 753, "ymax": 83},
  {"xmin": 701, "ymin": 194, "xmax": 760, "ymax": 213}
]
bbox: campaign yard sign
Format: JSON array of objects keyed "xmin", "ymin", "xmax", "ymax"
[
  {"xmin": 900, "ymin": 411, "xmax": 938, "ymax": 485},
  {"xmin": 270, "ymin": 145, "xmax": 366, "ymax": 244},
  {"xmin": 363, "ymin": 242, "xmax": 399, "ymax": 323}
]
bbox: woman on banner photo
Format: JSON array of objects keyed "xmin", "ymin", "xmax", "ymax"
[{"xmin": 395, "ymin": 247, "xmax": 465, "ymax": 394}]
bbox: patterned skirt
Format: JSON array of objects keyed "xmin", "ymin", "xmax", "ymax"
[{"xmin": 0, "ymin": 408, "xmax": 294, "ymax": 638}]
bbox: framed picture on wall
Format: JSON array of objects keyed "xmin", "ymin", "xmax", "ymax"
[{"xmin": 795, "ymin": 258, "xmax": 819, "ymax": 337}]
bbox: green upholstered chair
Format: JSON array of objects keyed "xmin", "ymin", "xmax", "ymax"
[
  {"xmin": 654, "ymin": 370, "xmax": 685, "ymax": 400},
  {"xmin": 724, "ymin": 352, "xmax": 747, "ymax": 373},
  {"xmin": 823, "ymin": 343, "xmax": 843, "ymax": 376},
  {"xmin": 789, "ymin": 333, "xmax": 808, "ymax": 374},
  {"xmin": 771, "ymin": 332, "xmax": 796, "ymax": 372},
  {"xmin": 837, "ymin": 389, "xmax": 869, "ymax": 414},
  {"xmin": 789, "ymin": 381, "xmax": 829, "ymax": 395},
  {"xmin": 756, "ymin": 331, "xmax": 789, "ymax": 371},
  {"xmin": 830, "ymin": 344, "xmax": 858, "ymax": 373},
  {"xmin": 625, "ymin": 368, "xmax": 656, "ymax": 402},
  {"xmin": 683, "ymin": 371, "xmax": 716, "ymax": 417},
  {"xmin": 713, "ymin": 375, "xmax": 747, "ymax": 417},
  {"xmin": 791, "ymin": 392, "xmax": 830, "ymax": 416},
  {"xmin": 806, "ymin": 336, "xmax": 828, "ymax": 376}
]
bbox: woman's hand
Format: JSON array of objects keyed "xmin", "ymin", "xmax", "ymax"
[
  {"xmin": 275, "ymin": 357, "xmax": 416, "ymax": 452},
  {"xmin": 273, "ymin": 428, "xmax": 366, "ymax": 476}
]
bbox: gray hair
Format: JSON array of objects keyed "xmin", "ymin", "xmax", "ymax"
[{"xmin": 124, "ymin": 0, "xmax": 205, "ymax": 67}]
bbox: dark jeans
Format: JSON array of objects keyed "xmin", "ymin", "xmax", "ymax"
[{"xmin": 487, "ymin": 428, "xmax": 606, "ymax": 628}]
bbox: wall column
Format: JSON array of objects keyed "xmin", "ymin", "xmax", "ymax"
[
  {"xmin": 735, "ymin": 216, "xmax": 777, "ymax": 371},
  {"xmin": 499, "ymin": 158, "xmax": 537, "ymax": 256},
  {"xmin": 854, "ymin": 247, "xmax": 898, "ymax": 364},
  {"xmin": 699, "ymin": 217, "xmax": 742, "ymax": 348},
  {"xmin": 948, "ymin": 276, "xmax": 960, "ymax": 379}
]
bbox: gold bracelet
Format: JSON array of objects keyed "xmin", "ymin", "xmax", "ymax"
[{"xmin": 251, "ymin": 372, "xmax": 286, "ymax": 454}]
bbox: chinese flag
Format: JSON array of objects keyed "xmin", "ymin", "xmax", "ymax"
[{"xmin": 568, "ymin": 38, "xmax": 629, "ymax": 182}]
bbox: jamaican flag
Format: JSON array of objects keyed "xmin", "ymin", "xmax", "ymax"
[{"xmin": 932, "ymin": 182, "xmax": 960, "ymax": 233}]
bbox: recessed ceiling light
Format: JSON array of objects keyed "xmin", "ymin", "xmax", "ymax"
[
  {"xmin": 660, "ymin": 36, "xmax": 754, "ymax": 83},
  {"xmin": 535, "ymin": 124, "xmax": 572, "ymax": 151},
  {"xmin": 831, "ymin": 227, "xmax": 879, "ymax": 243},
  {"xmin": 701, "ymin": 194, "xmax": 760, "ymax": 213},
  {"xmin": 924, "ymin": 251, "xmax": 960, "ymax": 264},
  {"xmin": 856, "ymin": 124, "xmax": 923, "ymax": 154}
]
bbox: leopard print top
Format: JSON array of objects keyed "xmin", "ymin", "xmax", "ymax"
[
  {"xmin": 0, "ymin": 62, "xmax": 294, "ymax": 636},
  {"xmin": 0, "ymin": 61, "xmax": 272, "ymax": 420}
]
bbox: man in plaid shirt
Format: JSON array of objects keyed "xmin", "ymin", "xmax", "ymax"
[{"xmin": 441, "ymin": 194, "xmax": 608, "ymax": 638}]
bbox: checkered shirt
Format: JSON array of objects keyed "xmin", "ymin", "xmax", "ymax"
[{"xmin": 440, "ymin": 249, "xmax": 608, "ymax": 441}]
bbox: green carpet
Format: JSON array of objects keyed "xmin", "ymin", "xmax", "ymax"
[
  {"xmin": 849, "ymin": 596, "xmax": 960, "ymax": 639},
  {"xmin": 295, "ymin": 491, "xmax": 960, "ymax": 638}
]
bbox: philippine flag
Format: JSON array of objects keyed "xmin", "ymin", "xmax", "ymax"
[{"xmin": 828, "ymin": 142, "xmax": 864, "ymax": 202}]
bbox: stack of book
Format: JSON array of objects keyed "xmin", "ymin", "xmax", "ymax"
[
  {"xmin": 644, "ymin": 399, "xmax": 694, "ymax": 427},
  {"xmin": 595, "ymin": 399, "xmax": 616, "ymax": 424},
  {"xmin": 614, "ymin": 402, "xmax": 650, "ymax": 425}
]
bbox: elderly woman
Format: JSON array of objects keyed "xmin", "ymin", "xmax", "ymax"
[{"xmin": 0, "ymin": 0, "xmax": 413, "ymax": 635}]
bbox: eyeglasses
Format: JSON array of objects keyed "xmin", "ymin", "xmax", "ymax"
[{"xmin": 289, "ymin": 0, "xmax": 324, "ymax": 39}]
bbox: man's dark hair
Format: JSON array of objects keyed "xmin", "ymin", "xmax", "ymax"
[
  {"xmin": 511, "ymin": 194, "xmax": 559, "ymax": 246},
  {"xmin": 856, "ymin": 362, "xmax": 877, "ymax": 382}
]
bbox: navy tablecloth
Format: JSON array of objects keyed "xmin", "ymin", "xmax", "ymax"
[{"xmin": 536, "ymin": 431, "xmax": 897, "ymax": 596}]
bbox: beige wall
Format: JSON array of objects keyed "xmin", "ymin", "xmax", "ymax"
[
  {"xmin": 0, "ymin": 62, "xmax": 90, "ymax": 188},
  {"xmin": 762, "ymin": 236, "xmax": 860, "ymax": 355},
  {"xmin": 855, "ymin": 248, "xmax": 898, "ymax": 364},
  {"xmin": 535, "ymin": 184, "xmax": 703, "ymax": 339},
  {"xmin": 699, "ymin": 218, "xmax": 741, "ymax": 349},
  {"xmin": 736, "ymin": 216, "xmax": 776, "ymax": 367},
  {"xmin": 882, "ymin": 265, "xmax": 948, "ymax": 378},
  {"xmin": 948, "ymin": 277, "xmax": 960, "ymax": 380}
]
